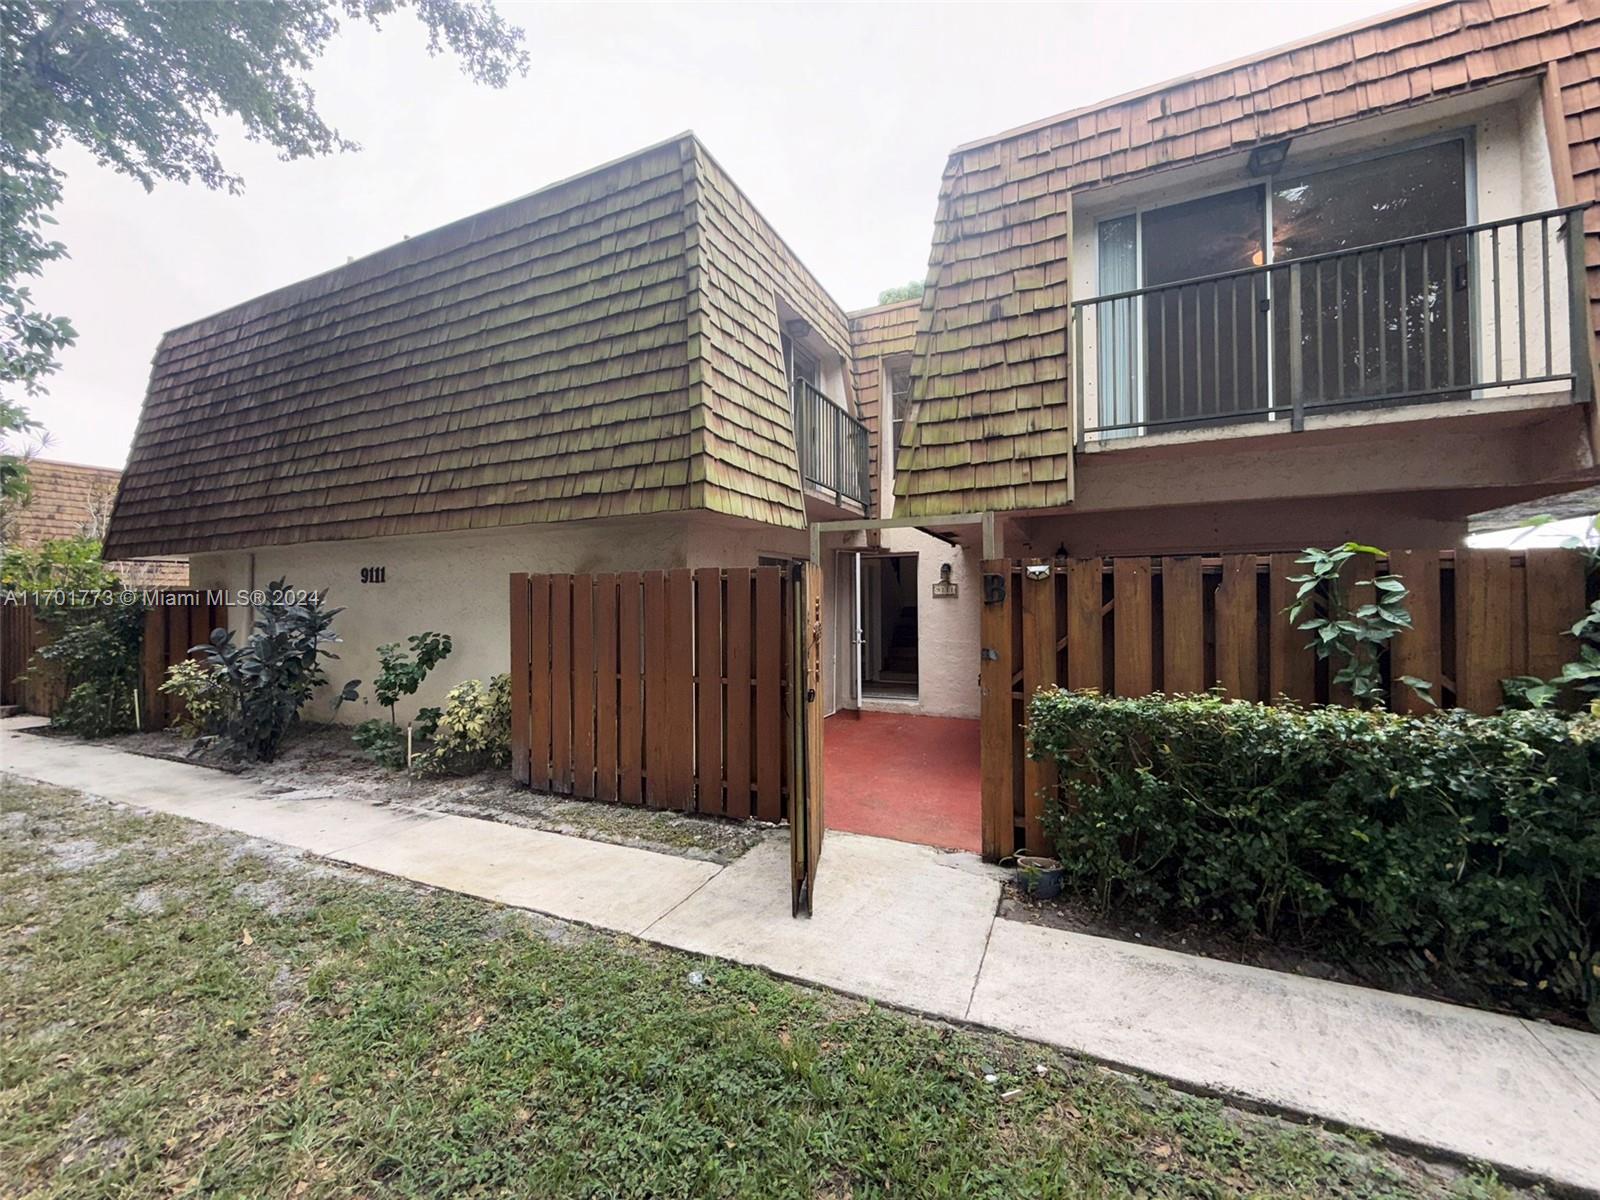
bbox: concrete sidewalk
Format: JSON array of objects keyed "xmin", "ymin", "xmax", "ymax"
[{"xmin": 4, "ymin": 718, "xmax": 1597, "ymax": 1193}]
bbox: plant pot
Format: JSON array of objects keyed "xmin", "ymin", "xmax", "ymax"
[{"xmin": 1015, "ymin": 855, "xmax": 1064, "ymax": 900}]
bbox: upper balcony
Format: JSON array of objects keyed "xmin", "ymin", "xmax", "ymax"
[
  {"xmin": 1072, "ymin": 204, "xmax": 1592, "ymax": 451},
  {"xmin": 792, "ymin": 376, "xmax": 870, "ymax": 512}
]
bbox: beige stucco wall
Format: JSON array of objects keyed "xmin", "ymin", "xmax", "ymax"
[
  {"xmin": 818, "ymin": 527, "xmax": 980, "ymax": 721},
  {"xmin": 189, "ymin": 512, "xmax": 808, "ymax": 725}
]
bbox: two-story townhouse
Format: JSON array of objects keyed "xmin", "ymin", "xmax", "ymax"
[
  {"xmin": 104, "ymin": 133, "xmax": 876, "ymax": 725},
  {"xmin": 103, "ymin": 0, "xmax": 1600, "ymax": 849}
]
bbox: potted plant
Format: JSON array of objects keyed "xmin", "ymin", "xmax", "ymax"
[{"xmin": 1012, "ymin": 853, "xmax": 1065, "ymax": 900}]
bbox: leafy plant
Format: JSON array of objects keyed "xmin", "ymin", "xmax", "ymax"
[
  {"xmin": 1549, "ymin": 600, "xmax": 1600, "ymax": 698},
  {"xmin": 1286, "ymin": 542, "xmax": 1432, "ymax": 709},
  {"xmin": 1028, "ymin": 689, "xmax": 1600, "ymax": 1026},
  {"xmin": 413, "ymin": 675, "xmax": 511, "ymax": 776},
  {"xmin": 27, "ymin": 589, "xmax": 143, "ymax": 737},
  {"xmin": 158, "ymin": 658, "xmax": 231, "ymax": 737},
  {"xmin": 351, "ymin": 631, "xmax": 452, "ymax": 769},
  {"xmin": 0, "ymin": 535, "xmax": 116, "ymax": 592},
  {"xmin": 352, "ymin": 719, "xmax": 407, "ymax": 770},
  {"xmin": 1496, "ymin": 519, "xmax": 1600, "ymax": 709},
  {"xmin": 1499, "ymin": 675, "xmax": 1558, "ymax": 711},
  {"xmin": 197, "ymin": 580, "xmax": 357, "ymax": 763},
  {"xmin": 371, "ymin": 632, "xmax": 453, "ymax": 720}
]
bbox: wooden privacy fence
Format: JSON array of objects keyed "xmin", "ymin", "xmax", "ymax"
[
  {"xmin": 0, "ymin": 601, "xmax": 66, "ymax": 714},
  {"xmin": 1, "ymin": 590, "xmax": 227, "ymax": 725},
  {"xmin": 510, "ymin": 568, "xmax": 792, "ymax": 820},
  {"xmin": 980, "ymin": 548, "xmax": 1597, "ymax": 861},
  {"xmin": 139, "ymin": 591, "xmax": 231, "ymax": 731}
]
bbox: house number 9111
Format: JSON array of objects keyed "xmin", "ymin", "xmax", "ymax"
[{"xmin": 360, "ymin": 567, "xmax": 387, "ymax": 584}]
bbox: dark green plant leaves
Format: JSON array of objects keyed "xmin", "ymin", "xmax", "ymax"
[
  {"xmin": 1285, "ymin": 543, "xmax": 1431, "ymax": 710},
  {"xmin": 1028, "ymin": 690, "xmax": 1600, "ymax": 1026},
  {"xmin": 196, "ymin": 579, "xmax": 346, "ymax": 762}
]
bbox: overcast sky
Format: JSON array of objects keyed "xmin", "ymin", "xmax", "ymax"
[{"xmin": 27, "ymin": 0, "xmax": 1398, "ymax": 469}]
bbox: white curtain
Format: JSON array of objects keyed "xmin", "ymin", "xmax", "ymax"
[{"xmin": 1097, "ymin": 216, "xmax": 1140, "ymax": 437}]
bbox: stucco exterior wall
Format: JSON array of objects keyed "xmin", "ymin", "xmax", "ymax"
[
  {"xmin": 1012, "ymin": 494, "xmax": 1471, "ymax": 560},
  {"xmin": 818, "ymin": 527, "xmax": 980, "ymax": 721},
  {"xmin": 189, "ymin": 513, "xmax": 808, "ymax": 725}
]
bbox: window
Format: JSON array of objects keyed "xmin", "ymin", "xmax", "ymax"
[
  {"xmin": 1093, "ymin": 134, "xmax": 1472, "ymax": 429},
  {"xmin": 781, "ymin": 332, "xmax": 820, "ymax": 391},
  {"xmin": 1271, "ymin": 139, "xmax": 1469, "ymax": 403},
  {"xmin": 886, "ymin": 359, "xmax": 913, "ymax": 450}
]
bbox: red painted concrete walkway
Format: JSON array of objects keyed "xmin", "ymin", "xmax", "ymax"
[{"xmin": 822, "ymin": 710, "xmax": 982, "ymax": 853}]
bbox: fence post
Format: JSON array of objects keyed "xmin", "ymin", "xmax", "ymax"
[
  {"xmin": 509, "ymin": 574, "xmax": 530, "ymax": 785},
  {"xmin": 979, "ymin": 559, "xmax": 1016, "ymax": 862},
  {"xmin": 1019, "ymin": 560, "xmax": 1057, "ymax": 854}
]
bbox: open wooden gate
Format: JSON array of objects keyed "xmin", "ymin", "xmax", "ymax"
[
  {"xmin": 508, "ymin": 564, "xmax": 826, "ymax": 917},
  {"xmin": 789, "ymin": 560, "xmax": 825, "ymax": 917}
]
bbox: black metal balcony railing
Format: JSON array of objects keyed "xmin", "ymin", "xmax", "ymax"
[
  {"xmin": 792, "ymin": 377, "xmax": 870, "ymax": 508},
  {"xmin": 1072, "ymin": 205, "xmax": 1593, "ymax": 446}
]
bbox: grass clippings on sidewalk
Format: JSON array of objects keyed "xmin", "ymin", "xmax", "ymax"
[
  {"xmin": 109, "ymin": 724, "xmax": 769, "ymax": 863},
  {"xmin": 0, "ymin": 778, "xmax": 1528, "ymax": 1200}
]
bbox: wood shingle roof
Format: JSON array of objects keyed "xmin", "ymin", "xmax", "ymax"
[
  {"xmin": 106, "ymin": 134, "xmax": 846, "ymax": 558},
  {"xmin": 6, "ymin": 460, "xmax": 187, "ymax": 587},
  {"xmin": 847, "ymin": 299, "xmax": 920, "ymax": 515}
]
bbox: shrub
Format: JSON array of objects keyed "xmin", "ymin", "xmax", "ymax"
[
  {"xmin": 1028, "ymin": 690, "xmax": 1600, "ymax": 1025},
  {"xmin": 29, "ymin": 591, "xmax": 144, "ymax": 737},
  {"xmin": 413, "ymin": 674, "xmax": 510, "ymax": 776},
  {"xmin": 351, "ymin": 632, "xmax": 452, "ymax": 768},
  {"xmin": 0, "ymin": 536, "xmax": 119, "ymax": 593},
  {"xmin": 352, "ymin": 719, "xmax": 406, "ymax": 769},
  {"xmin": 198, "ymin": 580, "xmax": 357, "ymax": 762},
  {"xmin": 158, "ymin": 659, "xmax": 231, "ymax": 737}
]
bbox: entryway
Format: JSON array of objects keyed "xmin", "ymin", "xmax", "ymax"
[
  {"xmin": 823, "ymin": 710, "xmax": 981, "ymax": 853},
  {"xmin": 860, "ymin": 553, "xmax": 918, "ymax": 700}
]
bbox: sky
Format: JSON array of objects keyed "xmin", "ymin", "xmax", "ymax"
[{"xmin": 25, "ymin": 0, "xmax": 1400, "ymax": 469}]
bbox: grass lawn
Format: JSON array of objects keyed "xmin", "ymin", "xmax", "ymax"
[{"xmin": 0, "ymin": 777, "xmax": 1527, "ymax": 1199}]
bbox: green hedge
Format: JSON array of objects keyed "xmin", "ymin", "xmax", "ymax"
[{"xmin": 1027, "ymin": 691, "xmax": 1600, "ymax": 1024}]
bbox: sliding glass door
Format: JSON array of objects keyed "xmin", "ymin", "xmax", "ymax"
[
  {"xmin": 1141, "ymin": 185, "xmax": 1269, "ymax": 427},
  {"xmin": 1093, "ymin": 135, "xmax": 1471, "ymax": 433},
  {"xmin": 1270, "ymin": 139, "xmax": 1470, "ymax": 406}
]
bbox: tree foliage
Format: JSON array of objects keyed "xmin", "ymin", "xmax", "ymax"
[
  {"xmin": 0, "ymin": 533, "xmax": 111, "ymax": 591},
  {"xmin": 0, "ymin": 397, "xmax": 42, "ymax": 530},
  {"xmin": 876, "ymin": 279, "xmax": 923, "ymax": 305},
  {"xmin": 0, "ymin": 0, "xmax": 529, "ymax": 400}
]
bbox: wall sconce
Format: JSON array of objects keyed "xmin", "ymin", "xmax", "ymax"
[{"xmin": 1247, "ymin": 138, "xmax": 1292, "ymax": 177}]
